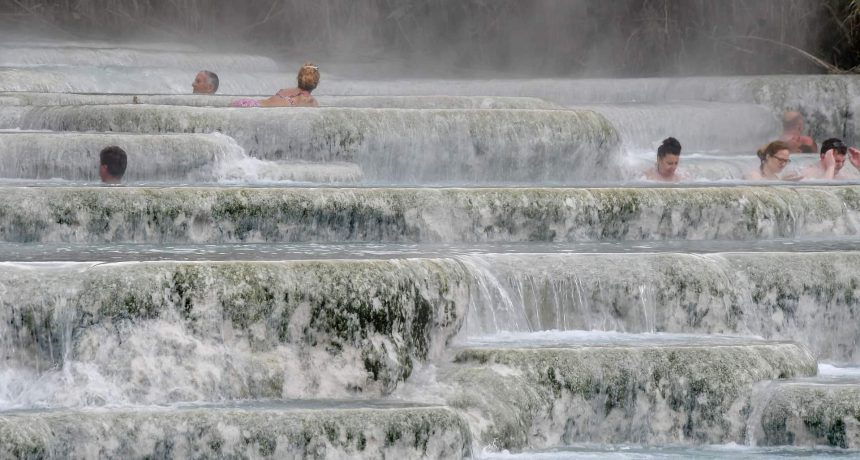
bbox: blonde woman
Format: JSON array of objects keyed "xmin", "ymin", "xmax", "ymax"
[{"xmin": 231, "ymin": 63, "xmax": 320, "ymax": 108}]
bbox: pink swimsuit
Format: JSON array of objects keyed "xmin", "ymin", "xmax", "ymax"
[{"xmin": 230, "ymin": 98, "xmax": 260, "ymax": 107}]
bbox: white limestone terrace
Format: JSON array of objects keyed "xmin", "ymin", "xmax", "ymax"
[
  {"xmin": 754, "ymin": 380, "xmax": 860, "ymax": 448},
  {"xmin": 0, "ymin": 238, "xmax": 860, "ymax": 263},
  {"xmin": 0, "ymin": 94, "xmax": 779, "ymax": 158},
  {"xmin": 0, "ymin": 186, "xmax": 857, "ymax": 244},
  {"xmin": 1, "ymin": 38, "xmax": 859, "ymax": 458},
  {"xmin": 0, "ymin": 258, "xmax": 817, "ymax": 449},
  {"xmin": 435, "ymin": 339, "xmax": 814, "ymax": 449},
  {"xmin": 10, "ymin": 105, "xmax": 620, "ymax": 184},
  {"xmin": 2, "ymin": 252, "xmax": 859, "ymax": 378},
  {"xmin": 0, "ymin": 403, "xmax": 472, "ymax": 459},
  {"xmin": 0, "ymin": 131, "xmax": 362, "ymax": 184},
  {"xmin": 454, "ymin": 252, "xmax": 860, "ymax": 363},
  {"xmin": 0, "ymin": 259, "xmax": 473, "ymax": 408},
  {"xmin": 581, "ymin": 102, "xmax": 781, "ymax": 153},
  {"xmin": 0, "ymin": 92, "xmax": 562, "ymax": 110},
  {"xmin": 324, "ymin": 75, "xmax": 860, "ymax": 145},
  {"xmin": 0, "ymin": 67, "xmax": 854, "ymax": 144}
]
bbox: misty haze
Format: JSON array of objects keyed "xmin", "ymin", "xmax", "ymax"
[{"xmin": 0, "ymin": 1, "xmax": 859, "ymax": 459}]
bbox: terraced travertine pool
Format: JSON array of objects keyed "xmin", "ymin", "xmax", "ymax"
[{"xmin": 1, "ymin": 40, "xmax": 859, "ymax": 459}]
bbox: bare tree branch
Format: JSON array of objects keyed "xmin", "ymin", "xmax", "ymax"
[{"xmin": 728, "ymin": 34, "xmax": 850, "ymax": 74}]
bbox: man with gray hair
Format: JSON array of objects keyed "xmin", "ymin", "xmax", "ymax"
[{"xmin": 192, "ymin": 70, "xmax": 219, "ymax": 94}]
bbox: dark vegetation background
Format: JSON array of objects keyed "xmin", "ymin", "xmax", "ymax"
[{"xmin": 0, "ymin": 0, "xmax": 858, "ymax": 77}]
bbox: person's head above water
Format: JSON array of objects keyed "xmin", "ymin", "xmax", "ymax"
[
  {"xmin": 756, "ymin": 140, "xmax": 792, "ymax": 178},
  {"xmin": 654, "ymin": 137, "xmax": 682, "ymax": 180},
  {"xmin": 782, "ymin": 111, "xmax": 804, "ymax": 134},
  {"xmin": 192, "ymin": 70, "xmax": 219, "ymax": 94},
  {"xmin": 657, "ymin": 137, "xmax": 682, "ymax": 157},
  {"xmin": 250, "ymin": 62, "xmax": 320, "ymax": 108},
  {"xmin": 781, "ymin": 111, "xmax": 816, "ymax": 153},
  {"xmin": 99, "ymin": 145, "xmax": 127, "ymax": 183},
  {"xmin": 297, "ymin": 62, "xmax": 320, "ymax": 92},
  {"xmin": 820, "ymin": 137, "xmax": 849, "ymax": 172}
]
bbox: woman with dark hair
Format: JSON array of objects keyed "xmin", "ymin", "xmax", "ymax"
[
  {"xmin": 231, "ymin": 63, "xmax": 320, "ymax": 108},
  {"xmin": 643, "ymin": 137, "xmax": 685, "ymax": 182},
  {"xmin": 745, "ymin": 140, "xmax": 800, "ymax": 180}
]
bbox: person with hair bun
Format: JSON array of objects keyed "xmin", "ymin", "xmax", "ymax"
[
  {"xmin": 231, "ymin": 63, "xmax": 320, "ymax": 108},
  {"xmin": 745, "ymin": 140, "xmax": 801, "ymax": 180},
  {"xmin": 643, "ymin": 137, "xmax": 685, "ymax": 182}
]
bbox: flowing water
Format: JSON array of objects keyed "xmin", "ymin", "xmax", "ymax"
[{"xmin": 0, "ymin": 40, "xmax": 860, "ymax": 459}]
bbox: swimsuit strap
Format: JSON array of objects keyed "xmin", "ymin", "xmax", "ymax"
[{"xmin": 276, "ymin": 89, "xmax": 311, "ymax": 106}]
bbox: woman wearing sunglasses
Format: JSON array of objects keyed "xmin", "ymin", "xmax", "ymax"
[{"xmin": 746, "ymin": 140, "xmax": 800, "ymax": 181}]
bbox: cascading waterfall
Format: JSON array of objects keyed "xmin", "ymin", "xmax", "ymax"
[
  {"xmin": 14, "ymin": 105, "xmax": 622, "ymax": 184},
  {"xmin": 0, "ymin": 186, "xmax": 857, "ymax": 243},
  {"xmin": 0, "ymin": 131, "xmax": 362, "ymax": 184},
  {"xmin": 1, "ymin": 38, "xmax": 859, "ymax": 459}
]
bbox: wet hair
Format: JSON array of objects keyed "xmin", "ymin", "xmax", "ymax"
[
  {"xmin": 297, "ymin": 62, "xmax": 320, "ymax": 92},
  {"xmin": 656, "ymin": 137, "xmax": 682, "ymax": 158},
  {"xmin": 782, "ymin": 111, "xmax": 803, "ymax": 130},
  {"xmin": 756, "ymin": 140, "xmax": 790, "ymax": 163},
  {"xmin": 100, "ymin": 145, "xmax": 127, "ymax": 179},
  {"xmin": 202, "ymin": 70, "xmax": 219, "ymax": 92},
  {"xmin": 820, "ymin": 138, "xmax": 847, "ymax": 155}
]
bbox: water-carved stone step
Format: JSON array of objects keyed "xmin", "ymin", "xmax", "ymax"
[
  {"xmin": 457, "ymin": 252, "xmax": 860, "ymax": 363},
  {"xmin": 441, "ymin": 340, "xmax": 816, "ymax": 449},
  {"xmin": 0, "ymin": 131, "xmax": 362, "ymax": 183},
  {"xmin": 0, "ymin": 402, "xmax": 471, "ymax": 459},
  {"xmin": 0, "ymin": 186, "xmax": 858, "ymax": 243},
  {"xmin": 13, "ymin": 105, "xmax": 621, "ymax": 183},
  {"xmin": 0, "ymin": 92, "xmax": 562, "ymax": 110},
  {"xmin": 757, "ymin": 380, "xmax": 860, "ymax": 448},
  {"xmin": 0, "ymin": 260, "xmax": 468, "ymax": 407}
]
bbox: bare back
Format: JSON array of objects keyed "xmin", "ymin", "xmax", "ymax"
[{"xmin": 260, "ymin": 87, "xmax": 318, "ymax": 107}]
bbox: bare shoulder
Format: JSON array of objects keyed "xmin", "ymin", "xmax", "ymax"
[
  {"xmin": 641, "ymin": 168, "xmax": 659, "ymax": 180},
  {"xmin": 744, "ymin": 170, "xmax": 763, "ymax": 180}
]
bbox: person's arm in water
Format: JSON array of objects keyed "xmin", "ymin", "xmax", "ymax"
[
  {"xmin": 780, "ymin": 171, "xmax": 804, "ymax": 181},
  {"xmin": 821, "ymin": 149, "xmax": 838, "ymax": 179},
  {"xmin": 848, "ymin": 147, "xmax": 860, "ymax": 173}
]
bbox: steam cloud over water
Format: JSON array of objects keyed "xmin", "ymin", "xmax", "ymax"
[{"xmin": 0, "ymin": 0, "xmax": 850, "ymax": 77}]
